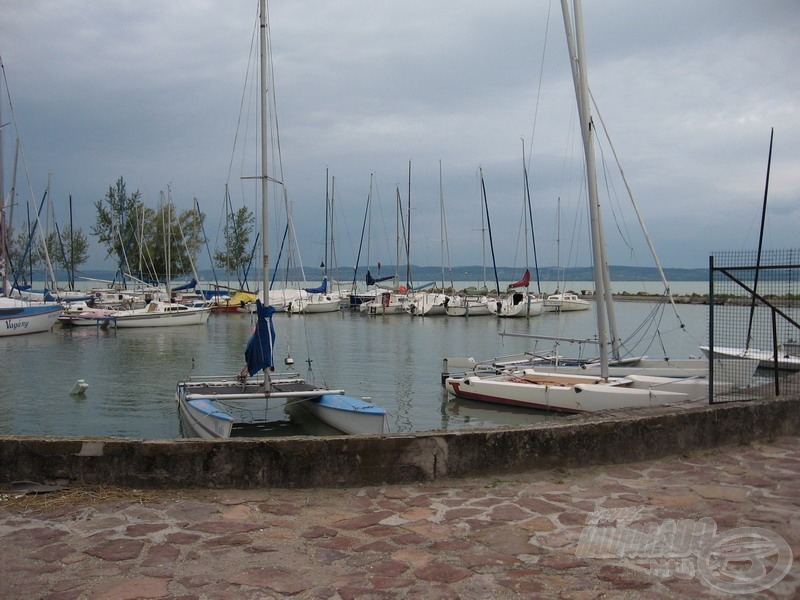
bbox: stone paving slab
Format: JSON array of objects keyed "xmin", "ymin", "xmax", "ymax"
[{"xmin": 0, "ymin": 437, "xmax": 798, "ymax": 599}]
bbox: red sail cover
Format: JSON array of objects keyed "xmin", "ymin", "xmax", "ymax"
[{"xmin": 508, "ymin": 269, "xmax": 531, "ymax": 289}]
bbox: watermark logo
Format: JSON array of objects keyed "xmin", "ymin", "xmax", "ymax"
[{"xmin": 576, "ymin": 507, "xmax": 793, "ymax": 594}]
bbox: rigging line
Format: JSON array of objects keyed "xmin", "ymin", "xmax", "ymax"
[
  {"xmin": 589, "ymin": 86, "xmax": 686, "ymax": 329},
  {"xmin": 596, "ymin": 140, "xmax": 634, "ymax": 253},
  {"xmin": 526, "ymin": 0, "xmax": 554, "ymax": 172},
  {"xmin": 227, "ymin": 12, "xmax": 259, "ymax": 186}
]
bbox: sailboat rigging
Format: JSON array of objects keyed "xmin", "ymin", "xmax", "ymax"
[
  {"xmin": 176, "ymin": 0, "xmax": 385, "ymax": 437},
  {"xmin": 444, "ymin": 0, "xmax": 727, "ymax": 412},
  {"xmin": 0, "ymin": 52, "xmax": 62, "ymax": 336}
]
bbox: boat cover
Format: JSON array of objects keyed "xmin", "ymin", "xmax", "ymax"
[
  {"xmin": 172, "ymin": 279, "xmax": 197, "ymax": 292},
  {"xmin": 244, "ymin": 300, "xmax": 276, "ymax": 375},
  {"xmin": 365, "ymin": 271, "xmax": 396, "ymax": 286},
  {"xmin": 304, "ymin": 278, "xmax": 327, "ymax": 293}
]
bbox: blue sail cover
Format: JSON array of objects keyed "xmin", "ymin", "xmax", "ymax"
[
  {"xmin": 304, "ymin": 277, "xmax": 327, "ymax": 293},
  {"xmin": 244, "ymin": 300, "xmax": 276, "ymax": 376},
  {"xmin": 172, "ymin": 278, "xmax": 197, "ymax": 292},
  {"xmin": 365, "ymin": 271, "xmax": 396, "ymax": 286}
]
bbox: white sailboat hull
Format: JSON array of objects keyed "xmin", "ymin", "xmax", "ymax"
[
  {"xmin": 445, "ymin": 369, "xmax": 697, "ymax": 414},
  {"xmin": 286, "ymin": 293, "xmax": 341, "ymax": 314},
  {"xmin": 0, "ymin": 298, "xmax": 61, "ymax": 337},
  {"xmin": 112, "ymin": 301, "xmax": 211, "ymax": 327},
  {"xmin": 488, "ymin": 293, "xmax": 544, "ymax": 318},
  {"xmin": 406, "ymin": 292, "xmax": 449, "ymax": 316},
  {"xmin": 544, "ymin": 293, "xmax": 591, "ymax": 312},
  {"xmin": 700, "ymin": 345, "xmax": 800, "ymax": 372}
]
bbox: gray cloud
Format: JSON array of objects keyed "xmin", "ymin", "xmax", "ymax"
[{"xmin": 2, "ymin": 0, "xmax": 798, "ymax": 276}]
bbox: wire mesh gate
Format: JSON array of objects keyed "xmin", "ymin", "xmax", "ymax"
[{"xmin": 708, "ymin": 249, "xmax": 800, "ymax": 403}]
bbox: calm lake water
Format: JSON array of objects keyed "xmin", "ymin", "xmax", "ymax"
[{"xmin": 0, "ymin": 282, "xmax": 714, "ymax": 439}]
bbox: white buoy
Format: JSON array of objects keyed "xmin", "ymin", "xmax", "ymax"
[{"xmin": 70, "ymin": 380, "xmax": 89, "ymax": 395}]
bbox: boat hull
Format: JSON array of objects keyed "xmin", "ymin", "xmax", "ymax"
[
  {"xmin": 176, "ymin": 376, "xmax": 386, "ymax": 438},
  {"xmin": 445, "ymin": 369, "xmax": 692, "ymax": 414},
  {"xmin": 700, "ymin": 345, "xmax": 800, "ymax": 372},
  {"xmin": 302, "ymin": 394, "xmax": 386, "ymax": 435},
  {"xmin": 112, "ymin": 303, "xmax": 212, "ymax": 327},
  {"xmin": 544, "ymin": 293, "xmax": 591, "ymax": 312},
  {"xmin": 0, "ymin": 300, "xmax": 61, "ymax": 337},
  {"xmin": 177, "ymin": 394, "xmax": 236, "ymax": 439},
  {"xmin": 488, "ymin": 293, "xmax": 544, "ymax": 318}
]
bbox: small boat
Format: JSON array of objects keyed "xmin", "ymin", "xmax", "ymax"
[
  {"xmin": 110, "ymin": 300, "xmax": 211, "ymax": 327},
  {"xmin": 445, "ymin": 294, "xmax": 492, "ymax": 317},
  {"xmin": 700, "ymin": 344, "xmax": 800, "ymax": 372},
  {"xmin": 285, "ymin": 280, "xmax": 342, "ymax": 314},
  {"xmin": 57, "ymin": 301, "xmax": 117, "ymax": 327},
  {"xmin": 406, "ymin": 291, "xmax": 449, "ymax": 316},
  {"xmin": 488, "ymin": 291, "xmax": 544, "ymax": 318},
  {"xmin": 544, "ymin": 292, "xmax": 591, "ymax": 312},
  {"xmin": 361, "ymin": 290, "xmax": 409, "ymax": 315}
]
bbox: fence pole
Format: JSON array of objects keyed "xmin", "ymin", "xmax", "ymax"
[{"xmin": 708, "ymin": 255, "xmax": 715, "ymax": 404}]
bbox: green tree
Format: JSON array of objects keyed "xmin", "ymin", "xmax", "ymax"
[
  {"xmin": 214, "ymin": 205, "xmax": 255, "ymax": 278},
  {"xmin": 5, "ymin": 225, "xmax": 40, "ymax": 283},
  {"xmin": 92, "ymin": 178, "xmax": 206, "ymax": 280},
  {"xmin": 92, "ymin": 177, "xmax": 146, "ymax": 271},
  {"xmin": 146, "ymin": 200, "xmax": 206, "ymax": 279},
  {"xmin": 44, "ymin": 226, "xmax": 90, "ymax": 272}
]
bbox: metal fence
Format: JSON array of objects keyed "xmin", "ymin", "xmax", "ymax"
[{"xmin": 708, "ymin": 249, "xmax": 800, "ymax": 403}]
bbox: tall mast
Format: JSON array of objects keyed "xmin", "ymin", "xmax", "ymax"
[
  {"xmin": 562, "ymin": 0, "xmax": 612, "ymax": 376},
  {"xmin": 0, "ymin": 80, "xmax": 6, "ymax": 296},
  {"xmin": 259, "ymin": 0, "xmax": 269, "ymax": 307}
]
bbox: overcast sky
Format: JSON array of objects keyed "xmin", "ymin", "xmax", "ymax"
[{"xmin": 1, "ymin": 0, "xmax": 798, "ymax": 277}]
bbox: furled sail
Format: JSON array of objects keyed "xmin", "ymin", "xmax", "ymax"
[
  {"xmin": 244, "ymin": 300, "xmax": 276, "ymax": 375},
  {"xmin": 507, "ymin": 269, "xmax": 531, "ymax": 289}
]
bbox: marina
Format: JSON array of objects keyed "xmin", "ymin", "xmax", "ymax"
[{"xmin": 0, "ymin": 285, "xmax": 718, "ymax": 440}]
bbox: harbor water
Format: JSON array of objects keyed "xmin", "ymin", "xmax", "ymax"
[{"xmin": 0, "ymin": 283, "xmax": 714, "ymax": 439}]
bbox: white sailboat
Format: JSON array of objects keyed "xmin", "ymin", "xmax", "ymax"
[
  {"xmin": 177, "ymin": 0, "xmax": 386, "ymax": 438},
  {"xmin": 0, "ymin": 54, "xmax": 61, "ymax": 337},
  {"xmin": 446, "ymin": 0, "xmax": 712, "ymax": 413},
  {"xmin": 544, "ymin": 291, "xmax": 591, "ymax": 312}
]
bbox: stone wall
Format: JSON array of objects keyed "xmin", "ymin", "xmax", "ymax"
[{"xmin": 1, "ymin": 396, "xmax": 797, "ymax": 489}]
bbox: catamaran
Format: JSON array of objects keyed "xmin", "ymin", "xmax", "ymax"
[{"xmin": 176, "ymin": 0, "xmax": 386, "ymax": 438}]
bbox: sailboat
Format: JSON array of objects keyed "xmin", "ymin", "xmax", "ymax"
[
  {"xmin": 699, "ymin": 130, "xmax": 800, "ymax": 372},
  {"xmin": 286, "ymin": 172, "xmax": 341, "ymax": 314},
  {"xmin": 486, "ymin": 156, "xmax": 544, "ymax": 319},
  {"xmin": 445, "ymin": 0, "xmax": 712, "ymax": 413},
  {"xmin": 0, "ymin": 55, "xmax": 61, "ymax": 337},
  {"xmin": 361, "ymin": 183, "xmax": 412, "ymax": 316},
  {"xmin": 176, "ymin": 0, "xmax": 386, "ymax": 438},
  {"xmin": 544, "ymin": 200, "xmax": 591, "ymax": 312},
  {"xmin": 108, "ymin": 200, "xmax": 212, "ymax": 327}
]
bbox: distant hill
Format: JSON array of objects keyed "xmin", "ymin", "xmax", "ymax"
[{"xmin": 70, "ymin": 264, "xmax": 709, "ymax": 285}]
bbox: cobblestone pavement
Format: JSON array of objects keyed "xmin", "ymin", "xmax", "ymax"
[{"xmin": 1, "ymin": 436, "xmax": 798, "ymax": 599}]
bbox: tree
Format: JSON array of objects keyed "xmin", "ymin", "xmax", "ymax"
[
  {"xmin": 92, "ymin": 177, "xmax": 145, "ymax": 272},
  {"xmin": 214, "ymin": 205, "xmax": 255, "ymax": 281},
  {"xmin": 44, "ymin": 226, "xmax": 90, "ymax": 272},
  {"xmin": 92, "ymin": 177, "xmax": 206, "ymax": 281},
  {"xmin": 4, "ymin": 225, "xmax": 37, "ymax": 284}
]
